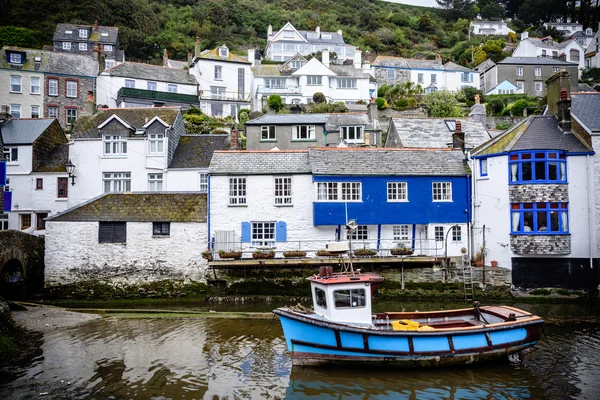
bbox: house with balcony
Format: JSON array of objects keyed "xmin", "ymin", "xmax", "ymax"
[
  {"xmin": 470, "ymin": 72, "xmax": 596, "ymax": 288},
  {"xmin": 53, "ymin": 21, "xmax": 122, "ymax": 69},
  {"xmin": 543, "ymin": 21, "xmax": 584, "ymax": 37},
  {"xmin": 372, "ymin": 56, "xmax": 480, "ymax": 93},
  {"xmin": 189, "ymin": 43, "xmax": 253, "ymax": 120},
  {"xmin": 95, "ymin": 61, "xmax": 199, "ymax": 109},
  {"xmin": 67, "ymin": 107, "xmax": 185, "ymax": 207},
  {"xmin": 0, "ymin": 118, "xmax": 69, "ymax": 233},
  {"xmin": 245, "ymin": 102, "xmax": 380, "ymax": 150},
  {"xmin": 207, "ymin": 147, "xmax": 471, "ymax": 258},
  {"xmin": 252, "ymin": 50, "xmax": 374, "ymax": 110},
  {"xmin": 512, "ymin": 33, "xmax": 586, "ymax": 76},
  {"xmin": 470, "ymin": 20, "xmax": 515, "ymax": 36},
  {"xmin": 264, "ymin": 22, "xmax": 356, "ymax": 63},
  {"xmin": 0, "ymin": 46, "xmax": 99, "ymax": 127}
]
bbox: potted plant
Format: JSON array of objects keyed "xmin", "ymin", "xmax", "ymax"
[
  {"xmin": 201, "ymin": 250, "xmax": 213, "ymax": 261},
  {"xmin": 316, "ymin": 249, "xmax": 332, "ymax": 257},
  {"xmin": 390, "ymin": 247, "xmax": 414, "ymax": 256},
  {"xmin": 252, "ymin": 250, "xmax": 275, "ymax": 259},
  {"xmin": 473, "ymin": 246, "xmax": 486, "ymax": 267},
  {"xmin": 218, "ymin": 250, "xmax": 242, "ymax": 260},
  {"xmin": 490, "ymin": 260, "xmax": 498, "ymax": 268},
  {"xmin": 354, "ymin": 248, "xmax": 377, "ymax": 257},
  {"xmin": 283, "ymin": 250, "xmax": 307, "ymax": 258}
]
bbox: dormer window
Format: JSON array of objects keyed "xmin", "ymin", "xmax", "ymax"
[
  {"xmin": 322, "ymin": 33, "xmax": 332, "ymax": 40},
  {"xmin": 290, "ymin": 60, "xmax": 305, "ymax": 69},
  {"xmin": 219, "ymin": 46, "xmax": 229, "ymax": 57},
  {"xmin": 586, "ymin": 28, "xmax": 593, "ymax": 35},
  {"xmin": 283, "ymin": 30, "xmax": 294, "ymax": 38},
  {"xmin": 65, "ymin": 30, "xmax": 72, "ymax": 34},
  {"xmin": 79, "ymin": 29, "xmax": 88, "ymax": 38},
  {"xmin": 307, "ymin": 32, "xmax": 318, "ymax": 39},
  {"xmin": 8, "ymin": 52, "xmax": 23, "ymax": 64}
]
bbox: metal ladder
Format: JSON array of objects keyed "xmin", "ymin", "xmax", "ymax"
[{"xmin": 462, "ymin": 254, "xmax": 474, "ymax": 301}]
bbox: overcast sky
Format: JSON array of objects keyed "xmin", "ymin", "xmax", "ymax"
[{"xmin": 383, "ymin": 0, "xmax": 439, "ymax": 8}]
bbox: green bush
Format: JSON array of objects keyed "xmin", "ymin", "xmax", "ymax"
[
  {"xmin": 424, "ymin": 90, "xmax": 463, "ymax": 117},
  {"xmin": 457, "ymin": 86, "xmax": 484, "ymax": 106},
  {"xmin": 313, "ymin": 92, "xmax": 326, "ymax": 104},
  {"xmin": 495, "ymin": 123, "xmax": 510, "ymax": 130},
  {"xmin": 556, "ymin": 289, "xmax": 571, "ymax": 296},
  {"xmin": 211, "ymin": 129, "xmax": 228, "ymax": 135},
  {"xmin": 308, "ymin": 102, "xmax": 348, "ymax": 113},
  {"xmin": 268, "ymin": 95, "xmax": 284, "ymax": 112},
  {"xmin": 238, "ymin": 108, "xmax": 250, "ymax": 120},
  {"xmin": 395, "ymin": 98, "xmax": 409, "ymax": 110},
  {"xmin": 248, "ymin": 111, "xmax": 263, "ymax": 120},
  {"xmin": 375, "ymin": 97, "xmax": 389, "ymax": 110},
  {"xmin": 406, "ymin": 97, "xmax": 418, "ymax": 109},
  {"xmin": 186, "ymin": 106, "xmax": 203, "ymax": 115},
  {"xmin": 582, "ymin": 67, "xmax": 600, "ymax": 82},
  {"xmin": 486, "ymin": 98, "xmax": 505, "ymax": 116},
  {"xmin": 530, "ymin": 289, "xmax": 551, "ymax": 296},
  {"xmin": 508, "ymin": 99, "xmax": 537, "ymax": 117}
]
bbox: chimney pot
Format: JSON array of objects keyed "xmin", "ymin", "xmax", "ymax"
[
  {"xmin": 163, "ymin": 49, "xmax": 168, "ymax": 67},
  {"xmin": 321, "ymin": 49, "xmax": 329, "ymax": 65},
  {"xmin": 230, "ymin": 127, "xmax": 240, "ymax": 150},
  {"xmin": 560, "ymin": 87, "xmax": 568, "ymax": 101},
  {"xmin": 474, "ymin": 94, "xmax": 480, "ymax": 104},
  {"xmin": 455, "ymin": 120, "xmax": 462, "ymax": 132},
  {"xmin": 93, "ymin": 20, "xmax": 99, "ymax": 32}
]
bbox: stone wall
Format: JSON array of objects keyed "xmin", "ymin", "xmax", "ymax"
[
  {"xmin": 373, "ymin": 67, "xmax": 411, "ymax": 86},
  {"xmin": 0, "ymin": 230, "xmax": 45, "ymax": 297},
  {"xmin": 509, "ymin": 184, "xmax": 569, "ymax": 203},
  {"xmin": 45, "ymin": 221, "xmax": 209, "ymax": 286},
  {"xmin": 511, "ymin": 235, "xmax": 571, "ymax": 255},
  {"xmin": 382, "ymin": 263, "xmax": 511, "ymax": 288},
  {"xmin": 44, "ymin": 76, "xmax": 95, "ymax": 128}
]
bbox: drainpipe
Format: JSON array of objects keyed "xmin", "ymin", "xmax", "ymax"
[
  {"xmin": 587, "ymin": 155, "xmax": 595, "ymax": 268},
  {"xmin": 323, "ymin": 131, "xmax": 328, "ymax": 146}
]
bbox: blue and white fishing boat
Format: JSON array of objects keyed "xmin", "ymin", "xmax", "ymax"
[{"xmin": 274, "ymin": 264, "xmax": 544, "ymax": 368}]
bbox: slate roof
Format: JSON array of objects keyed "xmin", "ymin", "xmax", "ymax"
[
  {"xmin": 308, "ymin": 148, "xmax": 469, "ymax": 176},
  {"xmin": 329, "ymin": 64, "xmax": 372, "ymax": 78},
  {"xmin": 298, "ymin": 30, "xmax": 346, "ymax": 45},
  {"xmin": 0, "ymin": 119, "xmax": 55, "ymax": 145},
  {"xmin": 209, "ymin": 151, "xmax": 311, "ymax": 175},
  {"xmin": 103, "ymin": 62, "xmax": 197, "ymax": 84},
  {"xmin": 472, "ymin": 115, "xmax": 592, "ymax": 156},
  {"xmin": 169, "ymin": 135, "xmax": 230, "ymax": 169},
  {"xmin": 325, "ymin": 113, "xmax": 380, "ymax": 132},
  {"xmin": 386, "ymin": 118, "xmax": 490, "ymax": 149},
  {"xmin": 245, "ymin": 114, "xmax": 327, "ymax": 126},
  {"xmin": 197, "ymin": 47, "xmax": 250, "ymax": 64},
  {"xmin": 498, "ymin": 57, "xmax": 575, "ymax": 66},
  {"xmin": 252, "ymin": 64, "xmax": 286, "ymax": 77},
  {"xmin": 32, "ymin": 143, "xmax": 69, "ymax": 173},
  {"xmin": 71, "ymin": 108, "xmax": 181, "ymax": 139},
  {"xmin": 572, "ymin": 93, "xmax": 600, "ymax": 132},
  {"xmin": 372, "ymin": 56, "xmax": 474, "ymax": 72},
  {"xmin": 1, "ymin": 46, "xmax": 99, "ymax": 76},
  {"xmin": 49, "ymin": 193, "xmax": 207, "ymax": 222},
  {"xmin": 53, "ymin": 23, "xmax": 119, "ymax": 44}
]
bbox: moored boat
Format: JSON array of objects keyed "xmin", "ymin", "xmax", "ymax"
[{"xmin": 273, "ymin": 267, "xmax": 544, "ymax": 368}]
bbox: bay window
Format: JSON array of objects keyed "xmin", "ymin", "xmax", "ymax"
[
  {"xmin": 511, "ymin": 203, "xmax": 568, "ymax": 234},
  {"xmin": 509, "ymin": 151, "xmax": 566, "ymax": 184}
]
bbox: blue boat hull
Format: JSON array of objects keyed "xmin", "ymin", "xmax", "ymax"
[{"xmin": 274, "ymin": 309, "xmax": 544, "ymax": 368}]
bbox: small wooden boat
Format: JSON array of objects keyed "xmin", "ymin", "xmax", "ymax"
[{"xmin": 274, "ymin": 267, "xmax": 544, "ymax": 368}]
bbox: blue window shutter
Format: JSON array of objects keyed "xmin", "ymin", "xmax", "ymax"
[
  {"xmin": 0, "ymin": 161, "xmax": 6, "ymax": 186},
  {"xmin": 241, "ymin": 222, "xmax": 251, "ymax": 243},
  {"xmin": 4, "ymin": 191, "xmax": 12, "ymax": 212},
  {"xmin": 276, "ymin": 221, "xmax": 287, "ymax": 242}
]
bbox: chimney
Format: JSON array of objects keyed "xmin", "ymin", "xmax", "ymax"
[
  {"xmin": 163, "ymin": 49, "xmax": 168, "ymax": 67},
  {"xmin": 92, "ymin": 43, "xmax": 100, "ymax": 61},
  {"xmin": 521, "ymin": 31, "xmax": 529, "ymax": 40},
  {"xmin": 321, "ymin": 49, "xmax": 329, "ymax": 65},
  {"xmin": 362, "ymin": 61, "xmax": 371, "ymax": 74},
  {"xmin": 248, "ymin": 49, "xmax": 256, "ymax": 67},
  {"xmin": 230, "ymin": 127, "xmax": 240, "ymax": 150},
  {"xmin": 268, "ymin": 25, "xmax": 273, "ymax": 37},
  {"xmin": 435, "ymin": 53, "xmax": 442, "ymax": 63},
  {"xmin": 364, "ymin": 131, "xmax": 371, "ymax": 146},
  {"xmin": 93, "ymin": 20, "xmax": 99, "ymax": 32},
  {"xmin": 367, "ymin": 98, "xmax": 378, "ymax": 125},
  {"xmin": 316, "ymin": 26, "xmax": 321, "ymax": 35},
  {"xmin": 194, "ymin": 37, "xmax": 202, "ymax": 59},
  {"xmin": 546, "ymin": 70, "xmax": 571, "ymax": 116},
  {"xmin": 452, "ymin": 120, "xmax": 465, "ymax": 152},
  {"xmin": 353, "ymin": 50, "xmax": 362, "ymax": 69},
  {"xmin": 474, "ymin": 94, "xmax": 480, "ymax": 104},
  {"xmin": 558, "ymin": 87, "xmax": 572, "ymax": 133},
  {"xmin": 337, "ymin": 29, "xmax": 343, "ymax": 37}
]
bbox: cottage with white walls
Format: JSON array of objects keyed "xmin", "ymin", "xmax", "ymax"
[
  {"xmin": 585, "ymin": 23, "xmax": 600, "ymax": 68},
  {"xmin": 95, "ymin": 62, "xmax": 199, "ymax": 109},
  {"xmin": 470, "ymin": 73, "xmax": 596, "ymax": 288},
  {"xmin": 189, "ymin": 42, "xmax": 253, "ymax": 119},
  {"xmin": 67, "ymin": 107, "xmax": 185, "ymax": 207},
  {"xmin": 44, "ymin": 192, "xmax": 208, "ymax": 286},
  {"xmin": 1, "ymin": 118, "xmax": 69, "ymax": 233},
  {"xmin": 264, "ymin": 22, "xmax": 356, "ymax": 63},
  {"xmin": 372, "ymin": 55, "xmax": 480, "ymax": 93},
  {"xmin": 512, "ymin": 32, "xmax": 586, "ymax": 76},
  {"xmin": 470, "ymin": 20, "xmax": 515, "ymax": 36}
]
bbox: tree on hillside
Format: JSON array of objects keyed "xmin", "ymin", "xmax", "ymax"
[
  {"xmin": 424, "ymin": 90, "xmax": 464, "ymax": 118},
  {"xmin": 436, "ymin": 0, "xmax": 476, "ymax": 19},
  {"xmin": 478, "ymin": 0, "xmax": 506, "ymax": 20}
]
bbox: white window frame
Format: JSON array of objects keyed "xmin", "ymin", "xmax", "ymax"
[
  {"xmin": 292, "ymin": 125, "xmax": 315, "ymax": 140},
  {"xmin": 432, "ymin": 182, "xmax": 452, "ymax": 202},
  {"xmin": 337, "ymin": 78, "xmax": 357, "ymax": 89},
  {"xmin": 104, "ymin": 44, "xmax": 113, "ymax": 52},
  {"xmin": 307, "ymin": 75, "xmax": 322, "ymax": 85},
  {"xmin": 431, "ymin": 74, "xmax": 437, "ymax": 84},
  {"xmin": 79, "ymin": 29, "xmax": 88, "ymax": 38},
  {"xmin": 10, "ymin": 76, "xmax": 22, "ymax": 93},
  {"xmin": 516, "ymin": 66, "xmax": 523, "ymax": 76},
  {"xmin": 283, "ymin": 30, "xmax": 294, "ymax": 38},
  {"xmin": 79, "ymin": 43, "xmax": 88, "ymax": 51},
  {"xmin": 199, "ymin": 173, "xmax": 208, "ymax": 193},
  {"xmin": 30, "ymin": 105, "xmax": 40, "ymax": 118},
  {"xmin": 516, "ymin": 81, "xmax": 524, "ymax": 91},
  {"xmin": 10, "ymin": 104, "xmax": 21, "ymax": 119},
  {"xmin": 341, "ymin": 126, "xmax": 364, "ymax": 143},
  {"xmin": 341, "ymin": 182, "xmax": 361, "ymax": 201},
  {"xmin": 103, "ymin": 135, "xmax": 127, "ymax": 156},
  {"xmin": 418, "ymin": 73, "xmax": 424, "ymax": 84},
  {"xmin": 48, "ymin": 106, "xmax": 58, "ymax": 119},
  {"xmin": 317, "ymin": 182, "xmax": 338, "ymax": 201},
  {"xmin": 66, "ymin": 81, "xmax": 77, "ymax": 98},
  {"xmin": 214, "ymin": 65, "xmax": 223, "ymax": 80},
  {"xmin": 167, "ymin": 84, "xmax": 177, "ymax": 93},
  {"xmin": 535, "ymin": 82, "xmax": 542, "ymax": 92},
  {"xmin": 48, "ymin": 79, "xmax": 58, "ymax": 96},
  {"xmin": 317, "ymin": 182, "xmax": 361, "ymax": 202},
  {"xmin": 30, "ymin": 77, "xmax": 40, "ymax": 94},
  {"xmin": 148, "ymin": 133, "xmax": 164, "ymax": 155},
  {"xmin": 3, "ymin": 147, "xmax": 18, "ymax": 162},
  {"xmin": 125, "ymin": 79, "xmax": 135, "ymax": 88},
  {"xmin": 261, "ymin": 125, "xmax": 276, "ymax": 141},
  {"xmin": 103, "ymin": 172, "xmax": 131, "ymax": 193},
  {"xmin": 274, "ymin": 177, "xmax": 292, "ymax": 205},
  {"xmin": 105, "ymin": 59, "xmax": 116, "ymax": 69},
  {"xmin": 0, "ymin": 213, "xmax": 8, "ymax": 231},
  {"xmin": 66, "ymin": 108, "xmax": 77, "ymax": 125},
  {"xmin": 434, "ymin": 226, "xmax": 444, "ymax": 242},
  {"xmin": 452, "ymin": 226, "xmax": 462, "ymax": 242},
  {"xmin": 147, "ymin": 81, "xmax": 157, "ymax": 91},
  {"xmin": 148, "ymin": 173, "xmax": 163, "ymax": 191},
  {"xmin": 393, "ymin": 225, "xmax": 410, "ymax": 242},
  {"xmin": 63, "ymin": 42, "xmax": 72, "ymax": 50},
  {"xmin": 251, "ymin": 221, "xmax": 276, "ymax": 248},
  {"xmin": 229, "ymin": 177, "xmax": 247, "ymax": 205},
  {"xmin": 387, "ymin": 182, "xmax": 408, "ymax": 202},
  {"xmin": 534, "ymin": 67, "xmax": 541, "ymax": 76},
  {"xmin": 265, "ymin": 78, "xmax": 286, "ymax": 89},
  {"xmin": 9, "ymin": 53, "xmax": 21, "ymax": 64},
  {"xmin": 386, "ymin": 68, "xmax": 396, "ymax": 79},
  {"xmin": 348, "ymin": 225, "xmax": 368, "ymax": 240}
]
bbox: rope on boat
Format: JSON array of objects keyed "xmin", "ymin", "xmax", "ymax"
[
  {"xmin": 223, "ymin": 313, "xmax": 276, "ymax": 367},
  {"xmin": 289, "ymin": 303, "xmax": 313, "ymax": 314},
  {"xmin": 541, "ymin": 325, "xmax": 567, "ymax": 360}
]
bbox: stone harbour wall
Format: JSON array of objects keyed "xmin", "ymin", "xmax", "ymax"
[
  {"xmin": 510, "ymin": 235, "xmax": 571, "ymax": 255},
  {"xmin": 44, "ymin": 221, "xmax": 209, "ymax": 286}
]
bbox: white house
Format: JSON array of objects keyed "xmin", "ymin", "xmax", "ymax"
[
  {"xmin": 470, "ymin": 20, "xmax": 515, "ymax": 36},
  {"xmin": 264, "ymin": 22, "xmax": 356, "ymax": 63},
  {"xmin": 372, "ymin": 56, "xmax": 480, "ymax": 93},
  {"xmin": 44, "ymin": 192, "xmax": 208, "ymax": 286},
  {"xmin": 512, "ymin": 33, "xmax": 586, "ymax": 76},
  {"xmin": 585, "ymin": 23, "xmax": 600, "ymax": 68},
  {"xmin": 96, "ymin": 62, "xmax": 199, "ymax": 109},
  {"xmin": 543, "ymin": 21, "xmax": 583, "ymax": 36},
  {"xmin": 252, "ymin": 51, "xmax": 375, "ymax": 110},
  {"xmin": 470, "ymin": 76, "xmax": 596, "ymax": 288},
  {"xmin": 485, "ymin": 79, "xmax": 522, "ymax": 95},
  {"xmin": 189, "ymin": 43, "xmax": 253, "ymax": 119},
  {"xmin": 1, "ymin": 118, "xmax": 70, "ymax": 233},
  {"xmin": 66, "ymin": 107, "xmax": 185, "ymax": 208},
  {"xmin": 569, "ymin": 27, "xmax": 596, "ymax": 50}
]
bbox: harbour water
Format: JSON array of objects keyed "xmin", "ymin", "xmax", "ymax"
[{"xmin": 1, "ymin": 302, "xmax": 600, "ymax": 399}]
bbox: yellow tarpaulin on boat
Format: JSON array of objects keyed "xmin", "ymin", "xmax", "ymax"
[{"xmin": 391, "ymin": 320, "xmax": 434, "ymax": 331}]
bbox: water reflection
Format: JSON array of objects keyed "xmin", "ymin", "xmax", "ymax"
[{"xmin": 1, "ymin": 316, "xmax": 600, "ymax": 399}]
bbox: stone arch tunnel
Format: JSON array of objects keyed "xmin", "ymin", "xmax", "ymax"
[{"xmin": 0, "ymin": 230, "xmax": 45, "ymax": 299}]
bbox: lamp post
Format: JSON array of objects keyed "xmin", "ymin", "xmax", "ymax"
[{"xmin": 65, "ymin": 159, "xmax": 76, "ymax": 185}]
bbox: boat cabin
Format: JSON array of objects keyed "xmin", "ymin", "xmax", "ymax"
[{"xmin": 308, "ymin": 270, "xmax": 384, "ymax": 326}]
